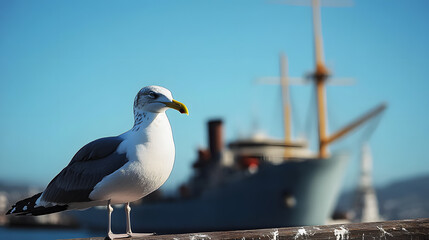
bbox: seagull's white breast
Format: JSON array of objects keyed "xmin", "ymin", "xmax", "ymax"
[{"xmin": 89, "ymin": 113, "xmax": 175, "ymax": 204}]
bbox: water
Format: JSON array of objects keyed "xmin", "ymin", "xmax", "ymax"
[{"xmin": 0, "ymin": 227, "xmax": 95, "ymax": 240}]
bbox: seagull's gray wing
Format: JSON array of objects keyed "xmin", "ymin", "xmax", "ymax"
[{"xmin": 41, "ymin": 136, "xmax": 128, "ymax": 204}]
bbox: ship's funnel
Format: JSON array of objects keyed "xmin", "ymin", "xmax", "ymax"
[{"xmin": 208, "ymin": 119, "xmax": 223, "ymax": 159}]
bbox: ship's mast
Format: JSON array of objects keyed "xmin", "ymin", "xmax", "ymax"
[
  {"xmin": 280, "ymin": 53, "xmax": 292, "ymax": 144},
  {"xmin": 311, "ymin": 0, "xmax": 330, "ymax": 158},
  {"xmin": 280, "ymin": 53, "xmax": 292, "ymax": 157}
]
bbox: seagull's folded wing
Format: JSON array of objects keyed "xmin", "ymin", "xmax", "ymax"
[{"xmin": 41, "ymin": 137, "xmax": 128, "ymax": 204}]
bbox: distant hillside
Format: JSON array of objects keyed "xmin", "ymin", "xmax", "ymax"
[
  {"xmin": 378, "ymin": 175, "xmax": 429, "ymax": 220},
  {"xmin": 336, "ymin": 174, "xmax": 429, "ymax": 220}
]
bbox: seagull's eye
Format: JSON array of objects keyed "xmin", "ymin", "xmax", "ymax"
[{"xmin": 148, "ymin": 92, "xmax": 158, "ymax": 99}]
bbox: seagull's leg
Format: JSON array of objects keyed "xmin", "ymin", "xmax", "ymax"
[
  {"xmin": 125, "ymin": 202, "xmax": 153, "ymax": 237},
  {"xmin": 106, "ymin": 200, "xmax": 128, "ymax": 240},
  {"xmin": 125, "ymin": 202, "xmax": 132, "ymax": 236},
  {"xmin": 108, "ymin": 200, "xmax": 113, "ymax": 237}
]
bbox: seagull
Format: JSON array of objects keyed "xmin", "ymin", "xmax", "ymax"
[{"xmin": 6, "ymin": 85, "xmax": 189, "ymax": 239}]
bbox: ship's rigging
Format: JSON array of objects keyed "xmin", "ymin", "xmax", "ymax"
[{"xmin": 259, "ymin": 0, "xmax": 386, "ymax": 159}]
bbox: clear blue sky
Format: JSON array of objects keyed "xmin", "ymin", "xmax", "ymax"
[{"xmin": 1, "ymin": 0, "xmax": 428, "ymax": 192}]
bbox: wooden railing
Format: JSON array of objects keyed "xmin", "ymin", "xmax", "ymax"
[{"xmin": 68, "ymin": 218, "xmax": 429, "ymax": 240}]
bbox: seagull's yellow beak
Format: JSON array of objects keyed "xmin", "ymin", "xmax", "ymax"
[{"xmin": 163, "ymin": 99, "xmax": 189, "ymax": 115}]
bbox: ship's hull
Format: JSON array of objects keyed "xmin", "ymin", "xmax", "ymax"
[{"xmin": 74, "ymin": 153, "xmax": 348, "ymax": 234}]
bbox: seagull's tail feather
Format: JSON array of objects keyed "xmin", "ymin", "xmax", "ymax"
[{"xmin": 6, "ymin": 192, "xmax": 68, "ymax": 216}]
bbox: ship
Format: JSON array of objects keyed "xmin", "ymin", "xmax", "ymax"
[{"xmin": 73, "ymin": 0, "xmax": 386, "ymax": 234}]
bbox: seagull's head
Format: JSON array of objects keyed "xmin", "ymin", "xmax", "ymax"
[{"xmin": 134, "ymin": 86, "xmax": 189, "ymax": 115}]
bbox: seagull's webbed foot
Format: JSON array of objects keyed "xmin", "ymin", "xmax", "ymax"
[
  {"xmin": 107, "ymin": 232, "xmax": 130, "ymax": 240},
  {"xmin": 127, "ymin": 232, "xmax": 154, "ymax": 237}
]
